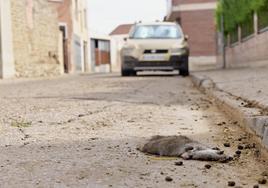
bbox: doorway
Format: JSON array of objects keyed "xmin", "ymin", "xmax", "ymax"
[
  {"xmin": 59, "ymin": 24, "xmax": 69, "ymax": 73},
  {"xmin": 83, "ymin": 41, "xmax": 88, "ymax": 72}
]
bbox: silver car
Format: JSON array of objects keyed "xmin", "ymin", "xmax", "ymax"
[{"xmin": 121, "ymin": 22, "xmax": 189, "ymax": 76}]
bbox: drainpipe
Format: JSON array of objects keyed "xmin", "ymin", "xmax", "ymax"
[{"xmin": 220, "ymin": 0, "xmax": 226, "ymax": 69}]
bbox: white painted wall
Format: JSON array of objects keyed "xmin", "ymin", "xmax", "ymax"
[
  {"xmin": 71, "ymin": 0, "xmax": 89, "ymax": 73},
  {"xmin": 166, "ymin": 0, "xmax": 172, "ymax": 20},
  {"xmin": 110, "ymin": 34, "xmax": 128, "ymax": 72},
  {"xmin": 0, "ymin": 0, "xmax": 15, "ymax": 78}
]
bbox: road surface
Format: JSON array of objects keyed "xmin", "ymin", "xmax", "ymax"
[{"xmin": 0, "ymin": 73, "xmax": 267, "ymax": 188}]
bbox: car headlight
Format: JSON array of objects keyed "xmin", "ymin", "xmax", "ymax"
[
  {"xmin": 170, "ymin": 48, "xmax": 187, "ymax": 54},
  {"xmin": 122, "ymin": 47, "xmax": 135, "ymax": 55}
]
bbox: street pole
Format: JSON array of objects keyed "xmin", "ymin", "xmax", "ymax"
[{"xmin": 220, "ymin": 0, "xmax": 226, "ymax": 69}]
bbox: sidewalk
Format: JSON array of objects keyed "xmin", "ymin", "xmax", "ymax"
[
  {"xmin": 193, "ymin": 66, "xmax": 268, "ymax": 109},
  {"xmin": 191, "ymin": 66, "xmax": 268, "ymax": 150}
]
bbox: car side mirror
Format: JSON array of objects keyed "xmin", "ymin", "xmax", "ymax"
[{"xmin": 184, "ymin": 35, "xmax": 189, "ymax": 41}]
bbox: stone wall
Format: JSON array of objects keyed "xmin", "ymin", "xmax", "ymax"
[{"xmin": 10, "ymin": 0, "xmax": 61, "ymax": 77}]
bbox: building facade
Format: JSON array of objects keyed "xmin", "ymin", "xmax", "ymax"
[
  {"xmin": 166, "ymin": 0, "xmax": 219, "ymax": 70},
  {"xmin": 90, "ymin": 34, "xmax": 111, "ymax": 73},
  {"xmin": 11, "ymin": 0, "xmax": 63, "ymax": 77},
  {"xmin": 110, "ymin": 24, "xmax": 133, "ymax": 72},
  {"xmin": 50, "ymin": 0, "xmax": 89, "ymax": 73},
  {"xmin": 0, "ymin": 0, "xmax": 89, "ymax": 79},
  {"xmin": 0, "ymin": 0, "xmax": 62, "ymax": 78}
]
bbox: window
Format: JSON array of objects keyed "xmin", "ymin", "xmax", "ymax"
[
  {"xmin": 94, "ymin": 40, "xmax": 98, "ymax": 48},
  {"xmin": 131, "ymin": 25, "xmax": 182, "ymax": 39}
]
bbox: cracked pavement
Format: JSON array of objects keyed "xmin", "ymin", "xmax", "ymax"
[{"xmin": 0, "ymin": 73, "xmax": 267, "ymax": 188}]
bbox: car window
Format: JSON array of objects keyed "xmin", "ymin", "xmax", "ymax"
[{"xmin": 131, "ymin": 25, "xmax": 182, "ymax": 39}]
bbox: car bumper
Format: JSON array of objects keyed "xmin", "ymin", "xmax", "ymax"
[{"xmin": 122, "ymin": 55, "xmax": 188, "ymax": 71}]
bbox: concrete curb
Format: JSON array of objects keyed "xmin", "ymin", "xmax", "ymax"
[{"xmin": 191, "ymin": 74, "xmax": 268, "ymax": 150}]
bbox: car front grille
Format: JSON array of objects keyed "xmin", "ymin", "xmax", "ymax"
[
  {"xmin": 144, "ymin": 49, "xmax": 169, "ymax": 54},
  {"xmin": 136, "ymin": 61, "xmax": 172, "ymax": 67}
]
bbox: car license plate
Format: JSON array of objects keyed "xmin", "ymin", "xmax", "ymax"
[{"xmin": 142, "ymin": 54, "xmax": 166, "ymax": 61}]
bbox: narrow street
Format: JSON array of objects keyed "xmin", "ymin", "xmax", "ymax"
[{"xmin": 0, "ymin": 73, "xmax": 267, "ymax": 188}]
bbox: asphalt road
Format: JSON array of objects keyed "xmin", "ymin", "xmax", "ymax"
[{"xmin": 0, "ymin": 73, "xmax": 267, "ymax": 188}]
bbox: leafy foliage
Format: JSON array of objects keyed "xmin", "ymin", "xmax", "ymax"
[
  {"xmin": 216, "ymin": 0, "xmax": 268, "ymax": 33},
  {"xmin": 258, "ymin": 5, "xmax": 268, "ymax": 30}
]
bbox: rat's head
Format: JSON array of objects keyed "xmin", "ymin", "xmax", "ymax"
[{"xmin": 181, "ymin": 148, "xmax": 232, "ymax": 162}]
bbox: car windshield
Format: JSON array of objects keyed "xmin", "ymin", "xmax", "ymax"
[{"xmin": 131, "ymin": 25, "xmax": 182, "ymax": 39}]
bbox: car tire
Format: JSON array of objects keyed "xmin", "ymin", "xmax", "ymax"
[
  {"xmin": 130, "ymin": 70, "xmax": 137, "ymax": 76},
  {"xmin": 121, "ymin": 69, "xmax": 137, "ymax": 77},
  {"xmin": 179, "ymin": 56, "xmax": 189, "ymax": 77},
  {"xmin": 180, "ymin": 69, "xmax": 189, "ymax": 77},
  {"xmin": 121, "ymin": 69, "xmax": 130, "ymax": 76}
]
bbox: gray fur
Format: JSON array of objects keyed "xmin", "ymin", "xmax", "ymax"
[{"xmin": 140, "ymin": 135, "xmax": 232, "ymax": 162}]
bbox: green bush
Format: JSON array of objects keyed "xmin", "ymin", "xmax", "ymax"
[
  {"xmin": 241, "ymin": 13, "xmax": 254, "ymax": 39},
  {"xmin": 230, "ymin": 26, "xmax": 239, "ymax": 44},
  {"xmin": 258, "ymin": 6, "xmax": 268, "ymax": 31},
  {"xmin": 216, "ymin": 0, "xmax": 268, "ymax": 33}
]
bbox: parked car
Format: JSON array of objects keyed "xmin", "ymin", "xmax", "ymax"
[{"xmin": 120, "ymin": 22, "xmax": 189, "ymax": 76}]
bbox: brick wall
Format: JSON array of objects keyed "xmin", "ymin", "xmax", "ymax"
[
  {"xmin": 167, "ymin": 0, "xmax": 219, "ymax": 70},
  {"xmin": 169, "ymin": 10, "xmax": 217, "ymax": 57},
  {"xmin": 223, "ymin": 31, "xmax": 268, "ymax": 67},
  {"xmin": 10, "ymin": 0, "xmax": 61, "ymax": 77}
]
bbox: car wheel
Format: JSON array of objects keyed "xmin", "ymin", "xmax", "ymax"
[
  {"xmin": 130, "ymin": 70, "xmax": 137, "ymax": 76},
  {"xmin": 180, "ymin": 69, "xmax": 189, "ymax": 77},
  {"xmin": 179, "ymin": 56, "xmax": 189, "ymax": 77},
  {"xmin": 121, "ymin": 69, "xmax": 130, "ymax": 76},
  {"xmin": 121, "ymin": 69, "xmax": 137, "ymax": 77}
]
